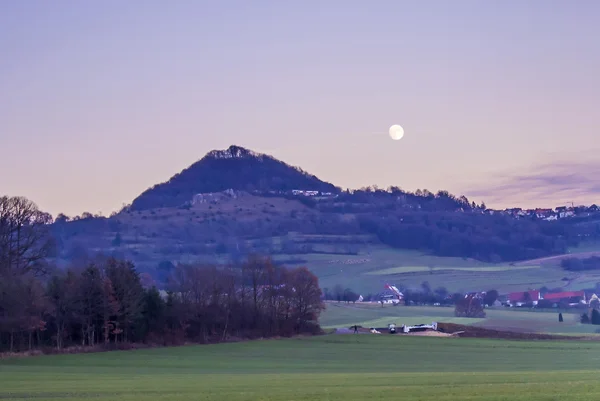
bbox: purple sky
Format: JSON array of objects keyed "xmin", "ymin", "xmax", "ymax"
[{"xmin": 2, "ymin": 1, "xmax": 600, "ymax": 216}]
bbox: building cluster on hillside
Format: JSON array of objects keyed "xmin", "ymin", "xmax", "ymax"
[
  {"xmin": 290, "ymin": 189, "xmax": 339, "ymax": 197},
  {"xmin": 260, "ymin": 189, "xmax": 337, "ymax": 198},
  {"xmin": 286, "ymin": 191, "xmax": 600, "ymax": 220},
  {"xmin": 191, "ymin": 188, "xmax": 241, "ymax": 204},
  {"xmin": 189, "ymin": 188, "xmax": 338, "ymax": 204},
  {"xmin": 503, "ymin": 290, "xmax": 594, "ymax": 308},
  {"xmin": 251, "ymin": 187, "xmax": 599, "ymax": 220},
  {"xmin": 457, "ymin": 289, "xmax": 597, "ymax": 309},
  {"xmin": 374, "ymin": 284, "xmax": 600, "ymax": 311},
  {"xmin": 486, "ymin": 205, "xmax": 599, "ymax": 221}
]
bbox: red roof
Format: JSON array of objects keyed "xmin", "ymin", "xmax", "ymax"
[
  {"xmin": 543, "ymin": 291, "xmax": 585, "ymax": 301},
  {"xmin": 508, "ymin": 290, "xmax": 540, "ymax": 303}
]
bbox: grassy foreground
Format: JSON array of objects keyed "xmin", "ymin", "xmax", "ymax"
[{"xmin": 3, "ymin": 335, "xmax": 600, "ymax": 400}]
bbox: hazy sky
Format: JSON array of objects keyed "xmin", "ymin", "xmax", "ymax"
[{"xmin": 2, "ymin": 1, "xmax": 600, "ymax": 216}]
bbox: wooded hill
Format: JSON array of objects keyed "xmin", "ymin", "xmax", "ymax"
[{"xmin": 29, "ymin": 145, "xmax": 600, "ymax": 275}]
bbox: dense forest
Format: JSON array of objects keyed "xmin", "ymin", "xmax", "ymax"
[
  {"xmin": 0, "ymin": 196, "xmax": 324, "ymax": 354},
  {"xmin": 357, "ymin": 211, "xmax": 573, "ymax": 262}
]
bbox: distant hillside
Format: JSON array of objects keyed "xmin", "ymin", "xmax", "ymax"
[
  {"xmin": 129, "ymin": 145, "xmax": 339, "ymax": 211},
  {"xmin": 41, "ymin": 144, "xmax": 600, "ymax": 280}
]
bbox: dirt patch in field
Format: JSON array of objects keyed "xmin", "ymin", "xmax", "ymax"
[
  {"xmin": 436, "ymin": 322, "xmax": 581, "ymax": 340},
  {"xmin": 405, "ymin": 330, "xmax": 452, "ymax": 337},
  {"xmin": 336, "ymin": 327, "xmax": 376, "ymax": 334},
  {"xmin": 334, "ymin": 323, "xmax": 593, "ymax": 340}
]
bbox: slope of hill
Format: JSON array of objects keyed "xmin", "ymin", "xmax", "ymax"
[
  {"xmin": 45, "ymin": 144, "xmax": 600, "ymax": 290},
  {"xmin": 128, "ymin": 145, "xmax": 339, "ymax": 211}
]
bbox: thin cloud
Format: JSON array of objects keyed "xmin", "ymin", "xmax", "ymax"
[{"xmin": 464, "ymin": 160, "xmax": 600, "ymax": 208}]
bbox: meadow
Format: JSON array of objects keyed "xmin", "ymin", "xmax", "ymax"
[
  {"xmin": 3, "ymin": 334, "xmax": 600, "ymax": 400},
  {"xmin": 320, "ymin": 301, "xmax": 485, "ymax": 329},
  {"xmin": 275, "ymin": 246, "xmax": 569, "ymax": 295},
  {"xmin": 267, "ymin": 240, "xmax": 600, "ymax": 296}
]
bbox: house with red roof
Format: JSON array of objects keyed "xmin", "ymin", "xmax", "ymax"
[
  {"xmin": 508, "ymin": 290, "xmax": 541, "ymax": 306},
  {"xmin": 542, "ymin": 291, "xmax": 586, "ymax": 305}
]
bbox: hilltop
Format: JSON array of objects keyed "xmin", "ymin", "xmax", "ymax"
[{"xmin": 128, "ymin": 145, "xmax": 339, "ymax": 211}]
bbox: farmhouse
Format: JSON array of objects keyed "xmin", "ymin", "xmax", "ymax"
[
  {"xmin": 380, "ymin": 284, "xmax": 403, "ymax": 304},
  {"xmin": 543, "ymin": 291, "xmax": 586, "ymax": 306}
]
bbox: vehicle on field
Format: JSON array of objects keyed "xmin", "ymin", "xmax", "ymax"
[{"xmin": 401, "ymin": 322, "xmax": 438, "ymax": 333}]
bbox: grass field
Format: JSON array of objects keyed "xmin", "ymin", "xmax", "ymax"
[
  {"xmin": 3, "ymin": 335, "xmax": 600, "ymax": 400},
  {"xmin": 271, "ymin": 243, "xmax": 600, "ymax": 296},
  {"xmin": 320, "ymin": 302, "xmax": 485, "ymax": 329},
  {"xmin": 319, "ymin": 302, "xmax": 600, "ymax": 336},
  {"xmin": 276, "ymin": 246, "xmax": 571, "ymax": 295},
  {"xmin": 367, "ymin": 264, "xmax": 541, "ymax": 275}
]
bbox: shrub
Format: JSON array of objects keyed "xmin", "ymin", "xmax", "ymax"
[{"xmin": 592, "ymin": 309, "xmax": 600, "ymax": 325}]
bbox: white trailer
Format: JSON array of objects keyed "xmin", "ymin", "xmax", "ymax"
[{"xmin": 401, "ymin": 322, "xmax": 438, "ymax": 333}]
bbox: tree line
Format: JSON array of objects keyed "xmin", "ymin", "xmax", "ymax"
[
  {"xmin": 1, "ymin": 256, "xmax": 323, "ymax": 353},
  {"xmin": 329, "ymin": 187, "xmax": 480, "ymax": 212},
  {"xmin": 561, "ymin": 256, "xmax": 600, "ymax": 271},
  {"xmin": 357, "ymin": 210, "xmax": 575, "ymax": 262},
  {"xmin": 1, "ymin": 196, "xmax": 324, "ymax": 354}
]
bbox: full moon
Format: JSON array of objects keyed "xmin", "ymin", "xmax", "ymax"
[{"xmin": 389, "ymin": 124, "xmax": 404, "ymax": 140}]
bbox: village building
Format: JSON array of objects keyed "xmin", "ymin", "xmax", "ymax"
[
  {"xmin": 542, "ymin": 291, "xmax": 586, "ymax": 306},
  {"xmin": 507, "ymin": 290, "xmax": 541, "ymax": 306}
]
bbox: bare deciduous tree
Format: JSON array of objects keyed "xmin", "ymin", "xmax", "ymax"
[{"xmin": 0, "ymin": 196, "xmax": 54, "ymax": 277}]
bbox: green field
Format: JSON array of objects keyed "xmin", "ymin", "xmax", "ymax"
[
  {"xmin": 320, "ymin": 302, "xmax": 600, "ymax": 335},
  {"xmin": 273, "ymin": 244, "xmax": 600, "ymax": 296},
  {"xmin": 220, "ymin": 239, "xmax": 600, "ymax": 296},
  {"xmin": 12, "ymin": 240, "xmax": 599, "ymax": 400},
  {"xmin": 320, "ymin": 302, "xmax": 485, "ymax": 328},
  {"xmin": 366, "ymin": 264, "xmax": 541, "ymax": 275},
  {"xmin": 3, "ymin": 335, "xmax": 600, "ymax": 400}
]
